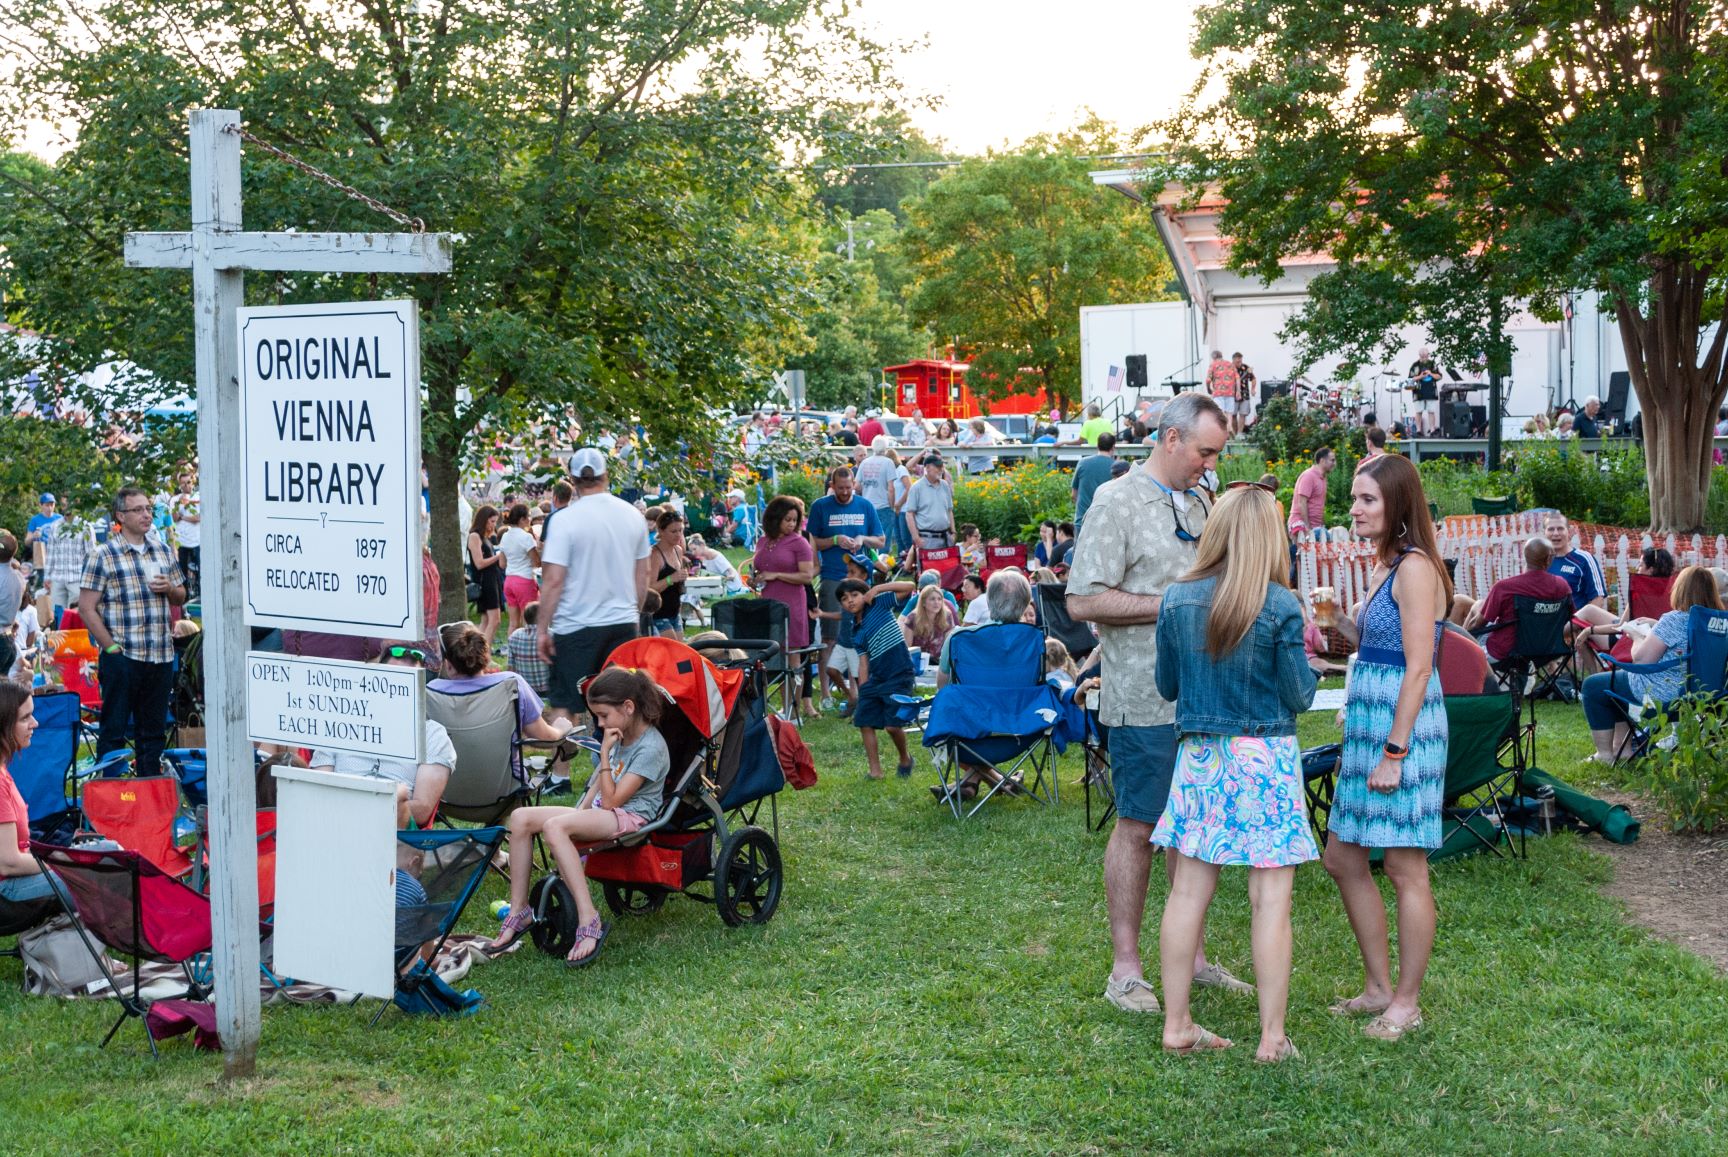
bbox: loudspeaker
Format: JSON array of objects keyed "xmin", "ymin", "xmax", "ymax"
[
  {"xmin": 1470, "ymin": 404, "xmax": 1487, "ymax": 432},
  {"xmin": 1605, "ymin": 371, "xmax": 1631, "ymax": 421},
  {"xmin": 1261, "ymin": 378, "xmax": 1291, "ymax": 407},
  {"xmin": 1442, "ymin": 400, "xmax": 1474, "ymax": 438},
  {"xmin": 1125, "ymin": 355, "xmax": 1147, "ymax": 392}
]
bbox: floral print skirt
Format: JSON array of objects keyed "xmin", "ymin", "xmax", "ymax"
[{"xmin": 1151, "ymin": 734, "xmax": 1320, "ymax": 868}]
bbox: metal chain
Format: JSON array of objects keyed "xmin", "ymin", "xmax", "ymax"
[{"xmin": 223, "ymin": 122, "xmax": 426, "ymax": 233}]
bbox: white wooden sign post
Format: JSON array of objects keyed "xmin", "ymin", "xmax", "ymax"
[{"xmin": 124, "ymin": 108, "xmax": 451, "ymax": 1076}]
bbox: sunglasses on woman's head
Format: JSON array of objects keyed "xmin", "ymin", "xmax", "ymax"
[
  {"xmin": 1224, "ymin": 480, "xmax": 1278, "ymax": 494},
  {"xmin": 384, "ymin": 645, "xmax": 427, "ymax": 663}
]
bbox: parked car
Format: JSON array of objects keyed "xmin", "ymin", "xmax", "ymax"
[{"xmin": 981, "ymin": 414, "xmax": 1039, "ymax": 444}]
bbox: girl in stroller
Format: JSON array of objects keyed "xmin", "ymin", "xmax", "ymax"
[{"xmin": 486, "ymin": 668, "xmax": 672, "ymax": 967}]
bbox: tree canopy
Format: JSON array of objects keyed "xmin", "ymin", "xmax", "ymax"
[
  {"xmin": 0, "ymin": 0, "xmax": 905, "ymax": 615},
  {"xmin": 1163, "ymin": 0, "xmax": 1728, "ymax": 530},
  {"xmin": 899, "ymin": 123, "xmax": 1177, "ymax": 413}
]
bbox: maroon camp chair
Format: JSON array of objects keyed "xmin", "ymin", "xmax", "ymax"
[
  {"xmin": 918, "ymin": 546, "xmax": 966, "ymax": 594},
  {"xmin": 32, "ymin": 844, "xmax": 215, "ymax": 1058}
]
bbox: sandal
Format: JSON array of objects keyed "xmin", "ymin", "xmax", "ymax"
[
  {"xmin": 1327, "ymin": 995, "xmax": 1391, "ymax": 1018},
  {"xmin": 1363, "ymin": 1011, "xmax": 1423, "ymax": 1041},
  {"xmin": 564, "ymin": 917, "xmax": 610, "ymax": 968},
  {"xmin": 483, "ymin": 909, "xmax": 535, "ymax": 957},
  {"xmin": 1163, "ymin": 1026, "xmax": 1233, "ymax": 1055},
  {"xmin": 1255, "ymin": 1038, "xmax": 1300, "ymax": 1064}
]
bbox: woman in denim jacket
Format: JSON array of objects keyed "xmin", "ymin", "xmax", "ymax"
[{"xmin": 1151, "ymin": 483, "xmax": 1318, "ymax": 1062}]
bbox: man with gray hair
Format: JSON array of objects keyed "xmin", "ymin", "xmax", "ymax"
[
  {"xmin": 933, "ymin": 569, "xmax": 1036, "ymax": 798},
  {"xmin": 856, "ymin": 435, "xmax": 900, "ymax": 551},
  {"xmin": 1574, "ymin": 395, "xmax": 1603, "ymax": 439},
  {"xmin": 1067, "ymin": 390, "xmax": 1251, "ymax": 1013}
]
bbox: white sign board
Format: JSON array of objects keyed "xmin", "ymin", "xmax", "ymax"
[
  {"xmin": 245, "ymin": 651, "xmax": 424, "ymax": 761},
  {"xmin": 237, "ymin": 299, "xmax": 422, "ymax": 638},
  {"xmin": 271, "ymin": 765, "xmax": 399, "ymax": 999}
]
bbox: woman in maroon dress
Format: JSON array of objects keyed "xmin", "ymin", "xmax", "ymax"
[{"xmin": 752, "ymin": 495, "xmax": 816, "ymax": 649}]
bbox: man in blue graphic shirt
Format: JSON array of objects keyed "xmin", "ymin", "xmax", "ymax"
[{"xmin": 806, "ymin": 466, "xmax": 884, "ymax": 683}]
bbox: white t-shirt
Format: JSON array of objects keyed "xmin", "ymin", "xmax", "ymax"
[
  {"xmin": 855, "ymin": 455, "xmax": 898, "ymax": 508},
  {"xmin": 10, "ymin": 605, "xmax": 40, "ymax": 678},
  {"xmin": 311, "ymin": 719, "xmax": 456, "ymax": 789},
  {"xmin": 541, "ymin": 492, "xmax": 651, "ymax": 633},
  {"xmin": 497, "ymin": 526, "xmax": 538, "ymax": 579},
  {"xmin": 963, "ymin": 597, "xmax": 991, "ymax": 626},
  {"xmin": 172, "ymin": 493, "xmax": 201, "ymax": 549}
]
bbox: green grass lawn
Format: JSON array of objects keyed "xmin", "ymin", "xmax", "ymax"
[{"xmin": 2, "ymin": 698, "xmax": 1726, "ymax": 1153}]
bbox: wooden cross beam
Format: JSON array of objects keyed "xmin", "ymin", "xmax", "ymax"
[{"xmin": 125, "ymin": 108, "xmax": 451, "ymax": 1077}]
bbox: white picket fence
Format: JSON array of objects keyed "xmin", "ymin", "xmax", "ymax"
[{"xmin": 1294, "ymin": 515, "xmax": 1728, "ymax": 612}]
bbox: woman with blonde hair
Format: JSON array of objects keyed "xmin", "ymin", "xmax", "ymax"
[
  {"xmin": 1151, "ymin": 482, "xmax": 1317, "ymax": 1061},
  {"xmin": 900, "ymin": 583, "xmax": 958, "ymax": 661}
]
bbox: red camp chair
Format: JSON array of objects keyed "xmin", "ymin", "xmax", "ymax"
[
  {"xmin": 80, "ymin": 776, "xmax": 194, "ymax": 878},
  {"xmin": 51, "ymin": 629, "xmax": 102, "ymax": 708},
  {"xmin": 981, "ymin": 544, "xmax": 1028, "ymax": 582},
  {"xmin": 1628, "ymin": 573, "xmax": 1674, "ymax": 621},
  {"xmin": 32, "ymin": 845, "xmax": 215, "ymax": 1057},
  {"xmin": 917, "ymin": 546, "xmax": 966, "ymax": 594}
]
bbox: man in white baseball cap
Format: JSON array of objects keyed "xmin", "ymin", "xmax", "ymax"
[{"xmin": 536, "ymin": 447, "xmax": 649, "ymax": 728}]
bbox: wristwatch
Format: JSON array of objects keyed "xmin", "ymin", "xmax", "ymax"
[{"xmin": 1383, "ymin": 740, "xmax": 1408, "ymax": 759}]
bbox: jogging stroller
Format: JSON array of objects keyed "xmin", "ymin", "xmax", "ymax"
[{"xmin": 527, "ymin": 636, "xmax": 789, "ymax": 956}]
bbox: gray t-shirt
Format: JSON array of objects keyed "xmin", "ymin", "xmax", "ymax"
[
  {"xmin": 610, "ymin": 725, "xmax": 671, "ymax": 820},
  {"xmin": 902, "ymin": 478, "xmax": 954, "ymax": 536},
  {"xmin": 855, "ymin": 455, "xmax": 898, "ymax": 508},
  {"xmin": 0, "ymin": 565, "xmax": 21, "ymax": 628}
]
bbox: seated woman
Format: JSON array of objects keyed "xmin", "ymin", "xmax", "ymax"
[
  {"xmin": 900, "ymin": 584, "xmax": 958, "ymax": 662},
  {"xmin": 310, "ymin": 643, "xmax": 459, "ymax": 828},
  {"xmin": 0, "ymin": 683, "xmax": 57, "ymax": 918},
  {"xmin": 428, "ymin": 621, "xmax": 574, "ymax": 777},
  {"xmin": 1580, "ymin": 565, "xmax": 1723, "ymax": 764},
  {"xmin": 486, "ymin": 668, "xmax": 671, "ymax": 966}
]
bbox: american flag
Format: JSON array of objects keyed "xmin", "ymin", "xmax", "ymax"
[{"xmin": 1106, "ymin": 364, "xmax": 1123, "ymax": 393}]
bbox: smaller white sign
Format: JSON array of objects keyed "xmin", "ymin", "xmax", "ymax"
[{"xmin": 245, "ymin": 651, "xmax": 424, "ymax": 761}]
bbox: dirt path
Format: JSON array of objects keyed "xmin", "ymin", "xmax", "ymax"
[{"xmin": 1593, "ymin": 791, "xmax": 1728, "ymax": 973}]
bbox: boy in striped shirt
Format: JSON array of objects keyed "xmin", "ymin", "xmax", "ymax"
[{"xmin": 836, "ymin": 577, "xmax": 919, "ymax": 780}]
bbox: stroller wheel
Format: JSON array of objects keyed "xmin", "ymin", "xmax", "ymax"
[
  {"xmin": 528, "ymin": 875, "xmax": 579, "ymax": 957},
  {"xmin": 602, "ymin": 882, "xmax": 669, "ymax": 917},
  {"xmin": 715, "ymin": 826, "xmax": 783, "ymax": 927}
]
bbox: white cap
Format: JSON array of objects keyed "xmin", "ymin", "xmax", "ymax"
[{"xmin": 569, "ymin": 447, "xmax": 608, "ymax": 480}]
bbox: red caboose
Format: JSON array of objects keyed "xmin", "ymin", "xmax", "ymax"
[{"xmin": 883, "ymin": 359, "xmax": 1046, "ymax": 422}]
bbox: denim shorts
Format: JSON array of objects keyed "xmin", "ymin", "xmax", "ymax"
[{"xmin": 1109, "ymin": 723, "xmax": 1178, "ymax": 825}]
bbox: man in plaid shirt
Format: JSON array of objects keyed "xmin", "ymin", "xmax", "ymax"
[
  {"xmin": 79, "ymin": 486, "xmax": 187, "ymax": 776},
  {"xmin": 42, "ymin": 515, "xmax": 93, "ymax": 627}
]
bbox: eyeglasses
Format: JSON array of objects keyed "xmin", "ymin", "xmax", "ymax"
[
  {"xmin": 1224, "ymin": 480, "xmax": 1278, "ymax": 494},
  {"xmin": 117, "ymin": 506, "xmax": 151, "ymax": 515},
  {"xmin": 384, "ymin": 645, "xmax": 427, "ymax": 663},
  {"xmin": 1169, "ymin": 494, "xmax": 1199, "ymax": 542}
]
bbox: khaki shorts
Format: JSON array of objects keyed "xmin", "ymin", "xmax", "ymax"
[
  {"xmin": 1212, "ymin": 396, "xmax": 1237, "ymax": 415},
  {"xmin": 826, "ymin": 645, "xmax": 861, "ymax": 679}
]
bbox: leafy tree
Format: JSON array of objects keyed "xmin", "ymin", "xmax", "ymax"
[
  {"xmin": 795, "ymin": 209, "xmax": 928, "ymax": 410},
  {"xmin": 813, "ymin": 113, "xmax": 950, "ymax": 222},
  {"xmin": 899, "ymin": 122, "xmax": 1177, "ymax": 414},
  {"xmin": 1163, "ymin": 0, "xmax": 1728, "ymax": 531},
  {"xmin": 0, "ymin": 0, "xmax": 901, "ymax": 619},
  {"xmin": 0, "ymin": 415, "xmax": 186, "ymax": 535}
]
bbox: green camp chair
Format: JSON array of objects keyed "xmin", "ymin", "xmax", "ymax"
[
  {"xmin": 1432, "ymin": 692, "xmax": 1524, "ymax": 862},
  {"xmin": 1471, "ymin": 495, "xmax": 1518, "ymax": 516}
]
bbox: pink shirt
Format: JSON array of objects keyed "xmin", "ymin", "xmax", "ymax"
[
  {"xmin": 1290, "ymin": 465, "xmax": 1327, "ymax": 532},
  {"xmin": 0, "ymin": 767, "xmax": 29, "ymax": 856}
]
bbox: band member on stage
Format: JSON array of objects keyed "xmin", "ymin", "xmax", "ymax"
[
  {"xmin": 1408, "ymin": 349, "xmax": 1440, "ymax": 436},
  {"xmin": 1232, "ymin": 353, "xmax": 1257, "ymax": 427}
]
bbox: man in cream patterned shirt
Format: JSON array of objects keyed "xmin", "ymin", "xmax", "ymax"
[{"xmin": 1067, "ymin": 391, "xmax": 1250, "ymax": 1014}]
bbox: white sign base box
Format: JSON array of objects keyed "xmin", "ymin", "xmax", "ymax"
[{"xmin": 271, "ymin": 766, "xmax": 399, "ymax": 999}]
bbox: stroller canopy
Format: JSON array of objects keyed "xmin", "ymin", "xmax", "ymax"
[{"xmin": 603, "ymin": 637, "xmax": 743, "ymax": 739}]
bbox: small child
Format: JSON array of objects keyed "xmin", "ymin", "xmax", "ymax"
[
  {"xmin": 817, "ymin": 553, "xmax": 873, "ymax": 717},
  {"xmin": 958, "ymin": 524, "xmax": 985, "ymax": 571},
  {"xmin": 507, "ymin": 601, "xmax": 549, "ymax": 696},
  {"xmin": 836, "ymin": 576, "xmax": 919, "ymax": 779}
]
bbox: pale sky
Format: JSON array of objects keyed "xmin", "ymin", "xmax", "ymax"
[
  {"xmin": 12, "ymin": 2, "xmax": 1209, "ymax": 160},
  {"xmin": 855, "ymin": 0, "xmax": 1207, "ymax": 153}
]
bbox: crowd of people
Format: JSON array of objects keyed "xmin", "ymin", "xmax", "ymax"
[{"xmin": 0, "ymin": 381, "xmax": 1698, "ymax": 1012}]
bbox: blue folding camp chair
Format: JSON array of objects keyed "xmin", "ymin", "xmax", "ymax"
[
  {"xmin": 921, "ymin": 622, "xmax": 1078, "ymax": 820},
  {"xmin": 12, "ymin": 691, "xmax": 83, "ymax": 844},
  {"xmin": 378, "ymin": 826, "xmax": 506, "ymax": 1023},
  {"xmin": 1600, "ymin": 605, "xmax": 1728, "ymax": 761}
]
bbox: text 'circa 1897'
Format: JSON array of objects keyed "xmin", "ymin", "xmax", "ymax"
[{"xmin": 238, "ymin": 301, "xmax": 423, "ymax": 638}]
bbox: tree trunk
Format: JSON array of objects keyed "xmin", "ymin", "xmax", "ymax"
[
  {"xmin": 1615, "ymin": 266, "xmax": 1728, "ymax": 533},
  {"xmin": 422, "ymin": 374, "xmax": 469, "ymax": 625}
]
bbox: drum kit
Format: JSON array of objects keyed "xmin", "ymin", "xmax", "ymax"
[{"xmin": 1290, "ymin": 376, "xmax": 1365, "ymax": 423}]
